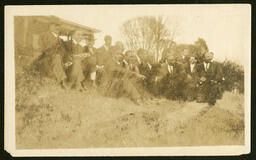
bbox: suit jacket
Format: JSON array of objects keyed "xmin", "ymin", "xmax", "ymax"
[
  {"xmin": 63, "ymin": 40, "xmax": 88, "ymax": 63},
  {"xmin": 156, "ymin": 63, "xmax": 184, "ymax": 82},
  {"xmin": 184, "ymin": 63, "xmax": 200, "ymax": 82},
  {"xmin": 38, "ymin": 31, "xmax": 66, "ymax": 56},
  {"xmin": 64, "ymin": 40, "xmax": 86, "ymax": 54},
  {"xmin": 197, "ymin": 61, "xmax": 222, "ymax": 83},
  {"xmin": 95, "ymin": 45, "xmax": 114, "ymax": 66}
]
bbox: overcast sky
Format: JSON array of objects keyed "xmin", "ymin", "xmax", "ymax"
[{"xmin": 7, "ymin": 4, "xmax": 251, "ymax": 65}]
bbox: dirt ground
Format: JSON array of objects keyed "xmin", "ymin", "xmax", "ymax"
[{"xmin": 15, "ymin": 75, "xmax": 244, "ymax": 149}]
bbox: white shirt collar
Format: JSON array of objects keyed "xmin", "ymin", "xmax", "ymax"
[
  {"xmin": 203, "ymin": 61, "xmax": 211, "ymax": 71},
  {"xmin": 147, "ymin": 63, "xmax": 152, "ymax": 70},
  {"xmin": 72, "ymin": 39, "xmax": 78, "ymax": 44},
  {"xmin": 104, "ymin": 45, "xmax": 109, "ymax": 51},
  {"xmin": 51, "ymin": 32, "xmax": 58, "ymax": 38},
  {"xmin": 135, "ymin": 55, "xmax": 141, "ymax": 64},
  {"xmin": 123, "ymin": 59, "xmax": 128, "ymax": 65},
  {"xmin": 167, "ymin": 64, "xmax": 173, "ymax": 73},
  {"xmin": 72, "ymin": 39, "xmax": 86, "ymax": 47},
  {"xmin": 190, "ymin": 63, "xmax": 195, "ymax": 72}
]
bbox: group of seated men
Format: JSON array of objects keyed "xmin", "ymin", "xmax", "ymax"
[{"xmin": 35, "ymin": 22, "xmax": 225, "ymax": 106}]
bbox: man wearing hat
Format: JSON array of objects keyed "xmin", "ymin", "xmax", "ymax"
[
  {"xmin": 81, "ymin": 35, "xmax": 97, "ymax": 88},
  {"xmin": 197, "ymin": 51, "xmax": 223, "ymax": 105},
  {"xmin": 36, "ymin": 21, "xmax": 67, "ymax": 85}
]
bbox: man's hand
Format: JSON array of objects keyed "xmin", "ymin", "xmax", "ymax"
[
  {"xmin": 96, "ymin": 65, "xmax": 104, "ymax": 70},
  {"xmin": 210, "ymin": 80, "xmax": 217, "ymax": 84},
  {"xmin": 187, "ymin": 75, "xmax": 192, "ymax": 80},
  {"xmin": 200, "ymin": 76, "xmax": 206, "ymax": 82},
  {"xmin": 136, "ymin": 73, "xmax": 146, "ymax": 80},
  {"xmin": 63, "ymin": 61, "xmax": 72, "ymax": 67},
  {"xmin": 73, "ymin": 53, "xmax": 90, "ymax": 57}
]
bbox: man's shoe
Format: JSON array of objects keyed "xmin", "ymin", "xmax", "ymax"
[
  {"xmin": 61, "ymin": 80, "xmax": 70, "ymax": 90},
  {"xmin": 133, "ymin": 98, "xmax": 144, "ymax": 105}
]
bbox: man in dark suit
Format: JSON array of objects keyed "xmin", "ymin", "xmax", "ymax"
[
  {"xmin": 62, "ymin": 30, "xmax": 89, "ymax": 92},
  {"xmin": 178, "ymin": 48, "xmax": 190, "ymax": 70},
  {"xmin": 95, "ymin": 35, "xmax": 145, "ymax": 104},
  {"xmin": 155, "ymin": 55, "xmax": 186, "ymax": 100},
  {"xmin": 184, "ymin": 56, "xmax": 200, "ymax": 101},
  {"xmin": 96, "ymin": 35, "xmax": 114, "ymax": 67},
  {"xmin": 36, "ymin": 22, "xmax": 67, "ymax": 84},
  {"xmin": 197, "ymin": 52, "xmax": 222, "ymax": 105},
  {"xmin": 136, "ymin": 54, "xmax": 160, "ymax": 97},
  {"xmin": 95, "ymin": 35, "xmax": 115, "ymax": 87},
  {"xmin": 81, "ymin": 36, "xmax": 97, "ymax": 88}
]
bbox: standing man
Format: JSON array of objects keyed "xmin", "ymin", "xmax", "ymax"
[
  {"xmin": 95, "ymin": 35, "xmax": 114, "ymax": 87},
  {"xmin": 63, "ymin": 30, "xmax": 88, "ymax": 92},
  {"xmin": 184, "ymin": 56, "xmax": 200, "ymax": 101},
  {"xmin": 197, "ymin": 52, "xmax": 222, "ymax": 105},
  {"xmin": 36, "ymin": 22, "xmax": 67, "ymax": 85},
  {"xmin": 82, "ymin": 36, "xmax": 97, "ymax": 88},
  {"xmin": 96, "ymin": 35, "xmax": 114, "ymax": 68}
]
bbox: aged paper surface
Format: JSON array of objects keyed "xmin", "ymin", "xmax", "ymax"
[{"xmin": 5, "ymin": 4, "xmax": 251, "ymax": 156}]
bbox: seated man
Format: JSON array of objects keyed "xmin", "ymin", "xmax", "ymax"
[
  {"xmin": 197, "ymin": 52, "xmax": 223, "ymax": 106},
  {"xmin": 136, "ymin": 54, "xmax": 160, "ymax": 97},
  {"xmin": 35, "ymin": 22, "xmax": 67, "ymax": 85},
  {"xmin": 155, "ymin": 55, "xmax": 186, "ymax": 100},
  {"xmin": 95, "ymin": 35, "xmax": 145, "ymax": 104},
  {"xmin": 112, "ymin": 41, "xmax": 126, "ymax": 66},
  {"xmin": 122, "ymin": 50, "xmax": 133, "ymax": 70}
]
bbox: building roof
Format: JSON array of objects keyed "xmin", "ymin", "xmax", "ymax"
[{"xmin": 22, "ymin": 15, "xmax": 101, "ymax": 34}]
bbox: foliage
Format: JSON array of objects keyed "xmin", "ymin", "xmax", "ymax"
[
  {"xmin": 221, "ymin": 60, "xmax": 244, "ymax": 93},
  {"xmin": 120, "ymin": 15, "xmax": 178, "ymax": 61}
]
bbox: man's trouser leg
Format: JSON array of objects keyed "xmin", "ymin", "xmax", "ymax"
[
  {"xmin": 68, "ymin": 57, "xmax": 85, "ymax": 89},
  {"xmin": 52, "ymin": 54, "xmax": 67, "ymax": 83},
  {"xmin": 207, "ymin": 83, "xmax": 218, "ymax": 105},
  {"xmin": 122, "ymin": 78, "xmax": 141, "ymax": 101},
  {"xmin": 197, "ymin": 83, "xmax": 208, "ymax": 103}
]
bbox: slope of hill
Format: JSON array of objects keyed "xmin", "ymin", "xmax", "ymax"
[{"xmin": 15, "ymin": 71, "xmax": 244, "ymax": 149}]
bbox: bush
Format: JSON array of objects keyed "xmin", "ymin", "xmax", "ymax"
[{"xmin": 221, "ymin": 60, "xmax": 244, "ymax": 93}]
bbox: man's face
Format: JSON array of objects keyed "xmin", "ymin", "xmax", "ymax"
[
  {"xmin": 167, "ymin": 56, "xmax": 176, "ymax": 65},
  {"xmin": 204, "ymin": 53, "xmax": 214, "ymax": 62},
  {"xmin": 183, "ymin": 49, "xmax": 189, "ymax": 57},
  {"xmin": 72, "ymin": 30, "xmax": 84, "ymax": 42},
  {"xmin": 49, "ymin": 24, "xmax": 61, "ymax": 34},
  {"xmin": 125, "ymin": 51, "xmax": 132, "ymax": 57},
  {"xmin": 86, "ymin": 39, "xmax": 95, "ymax": 47},
  {"xmin": 189, "ymin": 57, "xmax": 197, "ymax": 64},
  {"xmin": 201, "ymin": 47, "xmax": 207, "ymax": 54},
  {"xmin": 115, "ymin": 42, "xmax": 124, "ymax": 53},
  {"xmin": 105, "ymin": 38, "xmax": 112, "ymax": 47}
]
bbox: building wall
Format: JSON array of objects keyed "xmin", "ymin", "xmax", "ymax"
[
  {"xmin": 15, "ymin": 17, "xmax": 49, "ymax": 56},
  {"xmin": 14, "ymin": 16, "xmax": 96, "ymax": 69}
]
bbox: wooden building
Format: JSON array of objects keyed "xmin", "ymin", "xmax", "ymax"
[{"xmin": 14, "ymin": 16, "xmax": 100, "ymax": 68}]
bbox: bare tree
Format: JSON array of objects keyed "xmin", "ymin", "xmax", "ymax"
[{"xmin": 120, "ymin": 15, "xmax": 179, "ymax": 61}]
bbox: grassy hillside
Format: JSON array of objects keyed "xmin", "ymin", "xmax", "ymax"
[{"xmin": 15, "ymin": 70, "xmax": 244, "ymax": 149}]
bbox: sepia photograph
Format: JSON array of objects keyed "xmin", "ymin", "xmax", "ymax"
[{"xmin": 4, "ymin": 4, "xmax": 251, "ymax": 156}]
